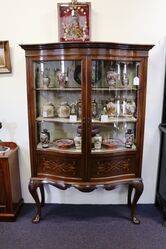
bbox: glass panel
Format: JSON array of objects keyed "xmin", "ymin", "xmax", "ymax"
[
  {"xmin": 34, "ymin": 60, "xmax": 82, "ymax": 154},
  {"xmin": 91, "ymin": 60, "xmax": 140, "ymax": 153}
]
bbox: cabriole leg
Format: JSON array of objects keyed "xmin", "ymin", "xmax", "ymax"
[
  {"xmin": 128, "ymin": 185, "xmax": 133, "ymax": 207},
  {"xmin": 39, "ymin": 184, "xmax": 45, "ymax": 207},
  {"xmin": 28, "ymin": 179, "xmax": 42, "ymax": 224},
  {"xmin": 130, "ymin": 180, "xmax": 144, "ymax": 224}
]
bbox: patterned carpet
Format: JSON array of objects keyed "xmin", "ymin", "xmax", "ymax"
[{"xmin": 0, "ymin": 204, "xmax": 165, "ymax": 249}]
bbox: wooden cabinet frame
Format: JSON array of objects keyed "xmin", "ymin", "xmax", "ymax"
[{"xmin": 20, "ymin": 42, "xmax": 153, "ymax": 224}]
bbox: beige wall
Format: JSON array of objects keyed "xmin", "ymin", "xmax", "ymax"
[{"xmin": 0, "ymin": 0, "xmax": 166, "ymax": 203}]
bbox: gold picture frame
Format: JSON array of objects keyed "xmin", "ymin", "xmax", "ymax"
[{"xmin": 0, "ymin": 41, "xmax": 11, "ymax": 73}]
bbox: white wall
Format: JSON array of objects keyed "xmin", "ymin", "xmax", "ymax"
[{"xmin": 0, "ymin": 0, "xmax": 166, "ymax": 204}]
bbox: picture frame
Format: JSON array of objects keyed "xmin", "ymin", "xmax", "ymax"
[
  {"xmin": 57, "ymin": 1, "xmax": 91, "ymax": 42},
  {"xmin": 0, "ymin": 41, "xmax": 11, "ymax": 73}
]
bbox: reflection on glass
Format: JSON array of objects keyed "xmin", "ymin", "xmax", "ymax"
[
  {"xmin": 34, "ymin": 60, "xmax": 82, "ymax": 153},
  {"xmin": 91, "ymin": 60, "xmax": 139, "ymax": 153}
]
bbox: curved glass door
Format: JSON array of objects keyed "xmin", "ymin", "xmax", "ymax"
[
  {"xmin": 34, "ymin": 60, "xmax": 83, "ymax": 154},
  {"xmin": 91, "ymin": 60, "xmax": 140, "ymax": 153}
]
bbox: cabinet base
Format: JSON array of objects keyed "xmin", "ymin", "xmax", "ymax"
[
  {"xmin": 0, "ymin": 198, "xmax": 24, "ymax": 222},
  {"xmin": 28, "ymin": 177, "xmax": 143, "ymax": 224}
]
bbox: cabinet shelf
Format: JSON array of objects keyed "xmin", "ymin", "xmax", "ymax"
[
  {"xmin": 92, "ymin": 87, "xmax": 138, "ymax": 91},
  {"xmin": 35, "ymin": 87, "xmax": 81, "ymax": 91},
  {"xmin": 36, "ymin": 116, "xmax": 136, "ymax": 124},
  {"xmin": 36, "ymin": 116, "xmax": 81, "ymax": 124},
  {"xmin": 92, "ymin": 117, "xmax": 137, "ymax": 123},
  {"xmin": 37, "ymin": 143, "xmax": 81, "ymax": 154},
  {"xmin": 91, "ymin": 145, "xmax": 137, "ymax": 154}
]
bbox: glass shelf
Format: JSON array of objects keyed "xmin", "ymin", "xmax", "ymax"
[
  {"xmin": 35, "ymin": 87, "xmax": 81, "ymax": 91},
  {"xmin": 37, "ymin": 143, "xmax": 81, "ymax": 154},
  {"xmin": 36, "ymin": 117, "xmax": 81, "ymax": 124},
  {"xmin": 91, "ymin": 144, "xmax": 136, "ymax": 154},
  {"xmin": 92, "ymin": 117, "xmax": 137, "ymax": 124},
  {"xmin": 92, "ymin": 87, "xmax": 138, "ymax": 91}
]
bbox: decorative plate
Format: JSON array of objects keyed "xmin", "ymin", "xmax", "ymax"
[
  {"xmin": 54, "ymin": 139, "xmax": 74, "ymax": 149},
  {"xmin": 102, "ymin": 139, "xmax": 123, "ymax": 149}
]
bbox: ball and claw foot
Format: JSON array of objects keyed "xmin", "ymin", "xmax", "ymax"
[
  {"xmin": 132, "ymin": 216, "xmax": 140, "ymax": 225},
  {"xmin": 32, "ymin": 214, "xmax": 41, "ymax": 224}
]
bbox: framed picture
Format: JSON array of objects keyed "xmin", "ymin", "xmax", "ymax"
[
  {"xmin": 0, "ymin": 41, "xmax": 11, "ymax": 73},
  {"xmin": 57, "ymin": 1, "xmax": 91, "ymax": 42}
]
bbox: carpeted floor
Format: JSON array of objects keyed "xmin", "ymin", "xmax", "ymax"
[{"xmin": 0, "ymin": 204, "xmax": 165, "ymax": 249}]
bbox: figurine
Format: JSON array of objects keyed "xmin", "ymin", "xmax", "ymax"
[
  {"xmin": 40, "ymin": 129, "xmax": 50, "ymax": 148},
  {"xmin": 92, "ymin": 99, "xmax": 98, "ymax": 118},
  {"xmin": 121, "ymin": 97, "xmax": 127, "ymax": 116},
  {"xmin": 76, "ymin": 99, "xmax": 82, "ymax": 119},
  {"xmin": 70, "ymin": 103, "xmax": 77, "ymax": 116},
  {"xmin": 55, "ymin": 69, "xmax": 68, "ymax": 88}
]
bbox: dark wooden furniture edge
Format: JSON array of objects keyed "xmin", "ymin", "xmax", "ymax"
[
  {"xmin": 0, "ymin": 198, "xmax": 23, "ymax": 222},
  {"xmin": 20, "ymin": 42, "xmax": 154, "ymax": 51},
  {"xmin": 28, "ymin": 177, "xmax": 143, "ymax": 224}
]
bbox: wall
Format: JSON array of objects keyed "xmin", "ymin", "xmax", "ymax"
[{"xmin": 0, "ymin": 0, "xmax": 166, "ymax": 204}]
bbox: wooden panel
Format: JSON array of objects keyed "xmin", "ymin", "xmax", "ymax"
[
  {"xmin": 90, "ymin": 155, "xmax": 136, "ymax": 179},
  {"xmin": 38, "ymin": 155, "xmax": 81, "ymax": 178},
  {"xmin": 0, "ymin": 166, "xmax": 6, "ymax": 209}
]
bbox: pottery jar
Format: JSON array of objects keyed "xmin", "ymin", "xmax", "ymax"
[
  {"xmin": 58, "ymin": 102, "xmax": 70, "ymax": 118},
  {"xmin": 40, "ymin": 129, "xmax": 50, "ymax": 148}
]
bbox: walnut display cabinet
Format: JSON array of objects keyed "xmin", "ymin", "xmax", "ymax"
[{"xmin": 20, "ymin": 42, "xmax": 153, "ymax": 224}]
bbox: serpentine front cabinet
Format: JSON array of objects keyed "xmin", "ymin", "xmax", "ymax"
[{"xmin": 20, "ymin": 42, "xmax": 153, "ymax": 223}]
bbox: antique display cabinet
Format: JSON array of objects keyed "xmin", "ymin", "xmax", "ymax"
[{"xmin": 20, "ymin": 42, "xmax": 152, "ymax": 224}]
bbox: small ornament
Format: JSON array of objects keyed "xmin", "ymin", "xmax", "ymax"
[
  {"xmin": 42, "ymin": 103, "xmax": 55, "ymax": 118},
  {"xmin": 55, "ymin": 69, "xmax": 68, "ymax": 88},
  {"xmin": 76, "ymin": 99, "xmax": 82, "ymax": 119},
  {"xmin": 125, "ymin": 129, "xmax": 134, "ymax": 148},
  {"xmin": 74, "ymin": 134, "xmax": 82, "ymax": 150},
  {"xmin": 40, "ymin": 129, "xmax": 50, "ymax": 148},
  {"xmin": 106, "ymin": 98, "xmax": 116, "ymax": 116},
  {"xmin": 126, "ymin": 99, "xmax": 136, "ymax": 116},
  {"xmin": 93, "ymin": 134, "xmax": 102, "ymax": 150},
  {"xmin": 92, "ymin": 99, "xmax": 98, "ymax": 118},
  {"xmin": 70, "ymin": 103, "xmax": 77, "ymax": 122},
  {"xmin": 70, "ymin": 103, "xmax": 77, "ymax": 115},
  {"xmin": 121, "ymin": 97, "xmax": 127, "ymax": 116},
  {"xmin": 58, "ymin": 102, "xmax": 71, "ymax": 118},
  {"xmin": 42, "ymin": 68, "xmax": 50, "ymax": 88},
  {"xmin": 106, "ymin": 62, "xmax": 117, "ymax": 87}
]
